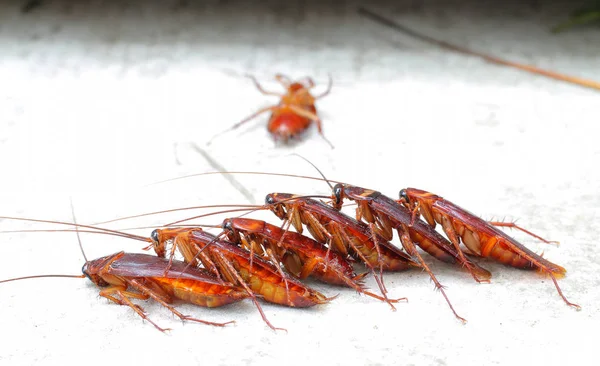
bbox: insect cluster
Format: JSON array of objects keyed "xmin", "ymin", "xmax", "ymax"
[
  {"xmin": 2, "ymin": 8, "xmax": 589, "ymax": 331},
  {"xmin": 0, "ymin": 171, "xmax": 580, "ymax": 332}
]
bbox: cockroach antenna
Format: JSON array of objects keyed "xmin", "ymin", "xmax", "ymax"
[
  {"xmin": 0, "ymin": 199, "xmax": 89, "ymax": 285},
  {"xmin": 289, "ymin": 153, "xmax": 334, "ymax": 190},
  {"xmin": 70, "ymin": 197, "xmax": 88, "ymax": 263}
]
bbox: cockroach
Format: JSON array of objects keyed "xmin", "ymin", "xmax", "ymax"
[
  {"xmin": 220, "ymin": 217, "xmax": 406, "ymax": 309},
  {"xmin": 1, "ymin": 252, "xmax": 246, "ymax": 333},
  {"xmin": 0, "ymin": 216, "xmax": 292, "ymax": 330},
  {"xmin": 93, "ymin": 191, "xmax": 405, "ymax": 306},
  {"xmin": 265, "ymin": 193, "xmax": 419, "ymax": 283},
  {"xmin": 0, "ymin": 215, "xmax": 248, "ymax": 333},
  {"xmin": 144, "ymin": 168, "xmax": 486, "ymax": 285},
  {"xmin": 137, "ymin": 168, "xmax": 489, "ymax": 322},
  {"xmin": 330, "ymin": 183, "xmax": 484, "ymax": 323},
  {"xmin": 208, "ymin": 74, "xmax": 334, "ymax": 148},
  {"xmin": 265, "ymin": 191, "xmax": 493, "ymax": 323},
  {"xmin": 397, "ymin": 188, "xmax": 580, "ymax": 310},
  {"xmin": 99, "ymin": 163, "xmax": 579, "ymax": 317},
  {"xmin": 80, "ymin": 251, "xmax": 247, "ymax": 332},
  {"xmin": 149, "ymin": 227, "xmax": 332, "ymax": 328}
]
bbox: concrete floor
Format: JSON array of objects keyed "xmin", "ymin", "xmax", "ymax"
[{"xmin": 0, "ymin": 0, "xmax": 598, "ymax": 365}]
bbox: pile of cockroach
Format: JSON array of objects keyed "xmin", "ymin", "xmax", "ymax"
[
  {"xmin": 0, "ymin": 61, "xmax": 586, "ymax": 332},
  {"xmin": 2, "ymin": 5, "xmax": 594, "ymax": 333},
  {"xmin": 0, "ymin": 171, "xmax": 581, "ymax": 332}
]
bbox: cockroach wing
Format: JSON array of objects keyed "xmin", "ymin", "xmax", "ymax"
[{"xmin": 106, "ymin": 253, "xmax": 227, "ymax": 284}]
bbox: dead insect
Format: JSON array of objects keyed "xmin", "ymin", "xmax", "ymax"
[
  {"xmin": 221, "ymin": 217, "xmax": 406, "ymax": 309},
  {"xmin": 398, "ymin": 188, "xmax": 580, "ymax": 310},
  {"xmin": 208, "ymin": 74, "xmax": 334, "ymax": 147}
]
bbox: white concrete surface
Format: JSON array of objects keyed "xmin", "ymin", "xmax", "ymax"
[{"xmin": 1, "ymin": 0, "xmax": 598, "ymax": 365}]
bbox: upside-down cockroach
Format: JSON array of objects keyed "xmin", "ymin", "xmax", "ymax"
[
  {"xmin": 397, "ymin": 188, "xmax": 580, "ymax": 310},
  {"xmin": 208, "ymin": 74, "xmax": 334, "ymax": 148}
]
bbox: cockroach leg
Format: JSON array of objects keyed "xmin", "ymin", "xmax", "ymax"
[
  {"xmin": 333, "ymin": 222, "xmax": 400, "ymax": 309},
  {"xmin": 314, "ymin": 74, "xmax": 332, "ymax": 99},
  {"xmin": 488, "ymin": 221, "xmax": 560, "ymax": 246},
  {"xmin": 246, "ymin": 74, "xmax": 284, "ymax": 97},
  {"xmin": 127, "ymin": 278, "xmax": 235, "ymax": 327},
  {"xmin": 275, "ymin": 73, "xmax": 292, "ymax": 87},
  {"xmin": 285, "ymin": 104, "xmax": 334, "ymax": 148},
  {"xmin": 440, "ymin": 215, "xmax": 490, "ymax": 284},
  {"xmin": 164, "ymin": 241, "xmax": 179, "ymax": 275},
  {"xmin": 99, "ymin": 287, "xmax": 171, "ymax": 333},
  {"xmin": 301, "ymin": 209, "xmax": 337, "ymax": 270},
  {"xmin": 397, "ymin": 225, "xmax": 467, "ymax": 324},
  {"xmin": 549, "ymin": 274, "xmax": 581, "ymax": 310},
  {"xmin": 233, "ymin": 106, "xmax": 279, "ymax": 130},
  {"xmin": 264, "ymin": 247, "xmax": 292, "ymax": 306},
  {"xmin": 366, "ymin": 222, "xmax": 386, "ymax": 291},
  {"xmin": 215, "ymin": 252, "xmax": 286, "ymax": 332},
  {"xmin": 409, "ymin": 202, "xmax": 420, "ymax": 226}
]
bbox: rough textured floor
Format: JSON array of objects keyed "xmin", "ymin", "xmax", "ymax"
[{"xmin": 1, "ymin": 0, "xmax": 598, "ymax": 365}]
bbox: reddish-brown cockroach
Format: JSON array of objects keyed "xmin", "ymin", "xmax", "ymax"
[
  {"xmin": 208, "ymin": 74, "xmax": 334, "ymax": 148},
  {"xmin": 81, "ymin": 251, "xmax": 247, "ymax": 332},
  {"xmin": 89, "ymin": 191, "xmax": 407, "ymax": 307},
  {"xmin": 397, "ymin": 188, "xmax": 580, "ymax": 310},
  {"xmin": 0, "ymin": 216, "xmax": 249, "ymax": 332},
  {"xmin": 1, "ymin": 252, "xmax": 246, "ymax": 333},
  {"xmin": 145, "ymin": 168, "xmax": 485, "ymax": 285},
  {"xmin": 0, "ymin": 217, "xmax": 296, "ymax": 330},
  {"xmin": 149, "ymin": 227, "xmax": 331, "ymax": 327},
  {"xmin": 220, "ymin": 217, "xmax": 406, "ymax": 309},
  {"xmin": 330, "ymin": 183, "xmax": 483, "ymax": 323},
  {"xmin": 265, "ymin": 193, "xmax": 419, "ymax": 284},
  {"xmin": 135, "ymin": 169, "xmax": 490, "ymax": 321},
  {"xmin": 265, "ymin": 191, "xmax": 492, "ymax": 323}
]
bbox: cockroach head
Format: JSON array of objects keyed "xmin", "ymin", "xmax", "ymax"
[
  {"xmin": 151, "ymin": 229, "xmax": 159, "ymax": 244},
  {"xmin": 332, "ymin": 183, "xmax": 345, "ymax": 209},
  {"xmin": 150, "ymin": 229, "xmax": 166, "ymax": 258},
  {"xmin": 222, "ymin": 219, "xmax": 234, "ymax": 232},
  {"xmin": 265, "ymin": 194, "xmax": 276, "ymax": 206},
  {"xmin": 81, "ymin": 263, "xmax": 108, "ymax": 287},
  {"xmin": 221, "ymin": 219, "xmax": 239, "ymax": 242},
  {"xmin": 399, "ymin": 189, "xmax": 409, "ymax": 203},
  {"xmin": 81, "ymin": 263, "xmax": 92, "ymax": 281},
  {"xmin": 81, "ymin": 254, "xmax": 111, "ymax": 287},
  {"xmin": 265, "ymin": 194, "xmax": 287, "ymax": 220}
]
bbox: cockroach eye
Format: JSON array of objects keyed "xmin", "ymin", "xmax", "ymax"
[
  {"xmin": 333, "ymin": 184, "xmax": 343, "ymax": 202},
  {"xmin": 265, "ymin": 195, "xmax": 275, "ymax": 205},
  {"xmin": 223, "ymin": 220, "xmax": 233, "ymax": 231},
  {"xmin": 81, "ymin": 263, "xmax": 92, "ymax": 281},
  {"xmin": 399, "ymin": 189, "xmax": 409, "ymax": 202},
  {"xmin": 151, "ymin": 229, "xmax": 159, "ymax": 243}
]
